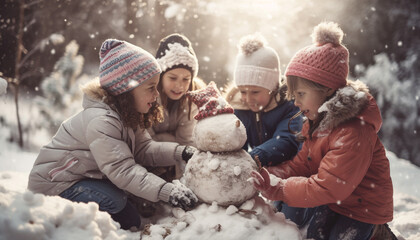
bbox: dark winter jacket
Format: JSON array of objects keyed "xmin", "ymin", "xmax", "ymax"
[
  {"xmin": 268, "ymin": 80, "xmax": 393, "ymax": 224},
  {"xmin": 224, "ymin": 85, "xmax": 302, "ymax": 166},
  {"xmin": 28, "ymin": 81, "xmax": 185, "ymax": 203}
]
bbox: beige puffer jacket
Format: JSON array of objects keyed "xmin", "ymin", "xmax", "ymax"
[
  {"xmin": 147, "ymin": 98, "xmax": 198, "ymax": 147},
  {"xmin": 28, "ymin": 81, "xmax": 185, "ymax": 203}
]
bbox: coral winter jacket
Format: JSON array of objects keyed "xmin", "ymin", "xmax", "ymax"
[{"xmin": 268, "ymin": 80, "xmax": 393, "ymax": 224}]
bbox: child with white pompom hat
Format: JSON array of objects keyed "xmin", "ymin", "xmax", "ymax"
[{"xmin": 224, "ymin": 33, "xmax": 303, "ymax": 168}]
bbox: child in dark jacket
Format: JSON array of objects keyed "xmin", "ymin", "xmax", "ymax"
[{"xmin": 224, "ymin": 33, "xmax": 302, "ymax": 167}]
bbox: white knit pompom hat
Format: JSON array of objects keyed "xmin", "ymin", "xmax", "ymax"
[{"xmin": 234, "ymin": 33, "xmax": 281, "ymax": 91}]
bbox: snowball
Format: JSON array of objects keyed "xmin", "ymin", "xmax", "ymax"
[
  {"xmin": 233, "ymin": 166, "xmax": 242, "ymax": 176},
  {"xmin": 193, "ymin": 114, "xmax": 247, "ymax": 152},
  {"xmin": 184, "ymin": 150, "xmax": 258, "ymax": 206},
  {"xmin": 269, "ymin": 174, "xmax": 282, "ymax": 186},
  {"xmin": 208, "ymin": 202, "xmax": 218, "ymax": 213},
  {"xmin": 239, "ymin": 199, "xmax": 255, "ymax": 211},
  {"xmin": 225, "ymin": 205, "xmax": 238, "ymax": 215},
  {"xmin": 208, "ymin": 158, "xmax": 220, "ymax": 170},
  {"xmin": 172, "ymin": 207, "xmax": 186, "ymax": 219}
]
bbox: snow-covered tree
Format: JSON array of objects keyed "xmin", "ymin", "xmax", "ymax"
[
  {"xmin": 357, "ymin": 53, "xmax": 420, "ymax": 166},
  {"xmin": 35, "ymin": 40, "xmax": 88, "ymax": 134}
]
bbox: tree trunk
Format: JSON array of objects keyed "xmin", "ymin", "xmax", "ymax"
[{"xmin": 13, "ymin": 0, "xmax": 25, "ymax": 148}]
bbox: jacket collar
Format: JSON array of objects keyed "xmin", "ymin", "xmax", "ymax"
[{"xmin": 317, "ymin": 80, "xmax": 382, "ymax": 133}]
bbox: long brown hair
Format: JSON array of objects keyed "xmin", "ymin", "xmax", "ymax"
[
  {"xmin": 286, "ymin": 75, "xmax": 333, "ymax": 141},
  {"xmin": 103, "ymin": 89, "xmax": 164, "ymax": 130},
  {"xmin": 157, "ymin": 75, "xmax": 206, "ymax": 120}
]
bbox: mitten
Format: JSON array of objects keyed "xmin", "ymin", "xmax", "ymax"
[
  {"xmin": 182, "ymin": 146, "xmax": 197, "ymax": 162},
  {"xmin": 250, "ymin": 167, "xmax": 286, "ymax": 201},
  {"xmin": 168, "ymin": 180, "xmax": 198, "ymax": 210}
]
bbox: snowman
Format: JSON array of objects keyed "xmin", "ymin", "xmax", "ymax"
[{"xmin": 183, "ymin": 81, "xmax": 258, "ymax": 207}]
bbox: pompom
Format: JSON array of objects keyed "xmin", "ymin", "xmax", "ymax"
[
  {"xmin": 100, "ymin": 39, "xmax": 123, "ymax": 58},
  {"xmin": 311, "ymin": 22, "xmax": 344, "ymax": 46},
  {"xmin": 237, "ymin": 33, "xmax": 267, "ymax": 56}
]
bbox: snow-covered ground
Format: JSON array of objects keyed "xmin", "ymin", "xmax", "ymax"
[
  {"xmin": 2, "ymin": 139, "xmax": 420, "ymax": 240},
  {"xmin": 1, "ymin": 90, "xmax": 420, "ymax": 240}
]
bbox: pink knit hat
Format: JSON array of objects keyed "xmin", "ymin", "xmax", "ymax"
[
  {"xmin": 99, "ymin": 39, "xmax": 161, "ymax": 96},
  {"xmin": 285, "ymin": 22, "xmax": 349, "ymax": 90}
]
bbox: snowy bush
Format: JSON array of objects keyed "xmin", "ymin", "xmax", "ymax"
[{"xmin": 356, "ymin": 53, "xmax": 420, "ymax": 166}]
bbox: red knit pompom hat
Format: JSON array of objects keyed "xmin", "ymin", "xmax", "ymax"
[
  {"xmin": 186, "ymin": 81, "xmax": 234, "ymax": 120},
  {"xmin": 285, "ymin": 22, "xmax": 349, "ymax": 90}
]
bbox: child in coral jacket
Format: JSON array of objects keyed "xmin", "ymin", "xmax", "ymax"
[{"xmin": 251, "ymin": 22, "xmax": 393, "ymax": 240}]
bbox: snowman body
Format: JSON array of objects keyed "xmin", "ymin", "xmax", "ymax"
[
  {"xmin": 184, "ymin": 81, "xmax": 258, "ymax": 206},
  {"xmin": 184, "ymin": 149, "xmax": 257, "ymax": 206}
]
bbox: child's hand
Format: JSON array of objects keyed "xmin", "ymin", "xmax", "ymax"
[
  {"xmin": 250, "ymin": 167, "xmax": 285, "ymax": 201},
  {"xmin": 168, "ymin": 180, "xmax": 198, "ymax": 210},
  {"xmin": 182, "ymin": 146, "xmax": 197, "ymax": 162}
]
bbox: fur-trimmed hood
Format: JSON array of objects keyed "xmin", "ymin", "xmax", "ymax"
[
  {"xmin": 80, "ymin": 79, "xmax": 111, "ymax": 110},
  {"xmin": 317, "ymin": 80, "xmax": 382, "ymax": 133}
]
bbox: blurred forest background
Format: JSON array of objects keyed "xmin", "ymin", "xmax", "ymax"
[{"xmin": 0, "ymin": 0, "xmax": 419, "ymax": 166}]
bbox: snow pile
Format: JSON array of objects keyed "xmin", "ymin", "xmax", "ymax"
[
  {"xmin": 184, "ymin": 150, "xmax": 257, "ymax": 206},
  {"xmin": 0, "ymin": 172, "xmax": 138, "ymax": 240},
  {"xmin": 391, "ymin": 193, "xmax": 420, "ymax": 239},
  {"xmin": 141, "ymin": 197, "xmax": 301, "ymax": 240},
  {"xmin": 1, "ymin": 143, "xmax": 420, "ymax": 239}
]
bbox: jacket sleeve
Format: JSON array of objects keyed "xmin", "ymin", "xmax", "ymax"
[
  {"xmin": 282, "ymin": 124, "xmax": 375, "ymax": 208},
  {"xmin": 150, "ymin": 131, "xmax": 177, "ymax": 143},
  {"xmin": 250, "ymin": 106, "xmax": 302, "ymax": 166},
  {"xmin": 85, "ymin": 115, "xmax": 173, "ymax": 202},
  {"xmin": 133, "ymin": 127, "xmax": 184, "ymax": 166},
  {"xmin": 267, "ymin": 139, "xmax": 312, "ymax": 179}
]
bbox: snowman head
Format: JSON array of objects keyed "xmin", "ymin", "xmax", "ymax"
[{"xmin": 186, "ymin": 81, "xmax": 247, "ymax": 152}]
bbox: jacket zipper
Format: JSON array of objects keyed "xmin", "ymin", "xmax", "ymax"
[{"xmin": 255, "ymin": 112, "xmax": 263, "ymax": 145}]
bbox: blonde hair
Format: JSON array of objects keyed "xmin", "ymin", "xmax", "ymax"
[
  {"xmin": 286, "ymin": 75, "xmax": 333, "ymax": 140},
  {"xmin": 286, "ymin": 76, "xmax": 330, "ymax": 100}
]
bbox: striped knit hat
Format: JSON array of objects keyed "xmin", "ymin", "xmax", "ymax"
[
  {"xmin": 285, "ymin": 22, "xmax": 349, "ymax": 90},
  {"xmin": 99, "ymin": 39, "xmax": 161, "ymax": 96}
]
